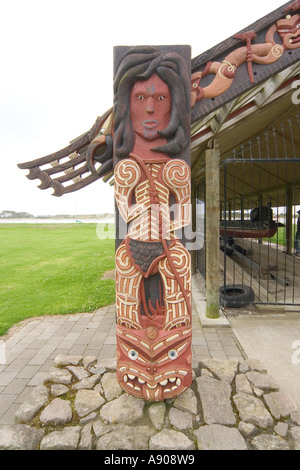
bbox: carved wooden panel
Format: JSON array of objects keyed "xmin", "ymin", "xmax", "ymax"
[
  {"xmin": 191, "ymin": 1, "xmax": 300, "ymax": 121},
  {"xmin": 113, "ymin": 46, "xmax": 192, "ymax": 401}
]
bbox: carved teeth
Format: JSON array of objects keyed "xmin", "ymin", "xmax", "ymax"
[
  {"xmin": 123, "ymin": 371, "xmax": 183, "ymax": 392},
  {"xmin": 147, "ymin": 383, "xmax": 157, "ymax": 389},
  {"xmin": 159, "ymin": 379, "xmax": 168, "ymax": 386}
]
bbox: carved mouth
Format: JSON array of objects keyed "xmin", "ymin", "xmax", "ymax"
[
  {"xmin": 118, "ymin": 366, "xmax": 189, "ymax": 401},
  {"xmin": 290, "ymin": 33, "xmax": 300, "ymax": 44},
  {"xmin": 142, "ymin": 120, "xmax": 159, "ymax": 130}
]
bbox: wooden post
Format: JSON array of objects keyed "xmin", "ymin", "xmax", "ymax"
[
  {"xmin": 205, "ymin": 140, "xmax": 220, "ymax": 319},
  {"xmin": 241, "ymin": 196, "xmax": 244, "ymax": 222},
  {"xmin": 191, "ymin": 179, "xmax": 197, "ymax": 275},
  {"xmin": 113, "ymin": 46, "xmax": 193, "ymax": 402},
  {"xmin": 286, "ymin": 187, "xmax": 293, "ymax": 255}
]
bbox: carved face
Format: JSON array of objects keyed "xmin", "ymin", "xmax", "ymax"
[
  {"xmin": 116, "ymin": 325, "xmax": 193, "ymax": 402},
  {"xmin": 130, "ymin": 73, "xmax": 172, "ymax": 142},
  {"xmin": 277, "ymin": 14, "xmax": 300, "ymax": 49}
]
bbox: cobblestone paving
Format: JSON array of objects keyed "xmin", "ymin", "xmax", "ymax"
[{"xmin": 0, "ymin": 305, "xmax": 245, "ymax": 425}]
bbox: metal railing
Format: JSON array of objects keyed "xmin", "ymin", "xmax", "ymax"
[{"xmin": 220, "ymin": 115, "xmax": 300, "ymax": 307}]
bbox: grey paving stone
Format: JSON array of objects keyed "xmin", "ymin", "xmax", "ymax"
[
  {"xmin": 28, "ymin": 371, "xmax": 48, "ymax": 386},
  {"xmin": 0, "ymin": 395, "xmax": 18, "ymax": 419},
  {"xmin": 290, "ymin": 426, "xmax": 300, "ymax": 450},
  {"xmin": 196, "ymin": 376, "xmax": 236, "ymax": 426},
  {"xmin": 40, "ymin": 398, "xmax": 73, "ymax": 426},
  {"xmin": 0, "ymin": 424, "xmax": 44, "ymax": 450},
  {"xmin": 0, "ymin": 371, "xmax": 18, "ymax": 386},
  {"xmin": 195, "ymin": 424, "xmax": 247, "ymax": 450},
  {"xmin": 149, "ymin": 429, "xmax": 195, "ymax": 451},
  {"xmin": 3, "ymin": 378, "xmax": 30, "ymax": 395},
  {"xmin": 264, "ymin": 391, "xmax": 297, "ymax": 420},
  {"xmin": 40, "ymin": 426, "xmax": 81, "ymax": 450},
  {"xmin": 251, "ymin": 434, "xmax": 290, "ymax": 450},
  {"xmin": 14, "ymin": 385, "xmax": 49, "ymax": 423},
  {"xmin": 16, "ymin": 365, "xmax": 40, "ymax": 380},
  {"xmin": 148, "ymin": 402, "xmax": 166, "ymax": 430},
  {"xmin": 169, "ymin": 408, "xmax": 193, "ymax": 430},
  {"xmin": 233, "ymin": 393, "xmax": 274, "ymax": 429}
]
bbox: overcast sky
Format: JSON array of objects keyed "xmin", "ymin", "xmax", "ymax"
[{"xmin": 0, "ymin": 0, "xmax": 286, "ymax": 216}]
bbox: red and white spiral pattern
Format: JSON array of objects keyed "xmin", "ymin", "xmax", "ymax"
[
  {"xmin": 163, "ymin": 160, "xmax": 191, "ymax": 189},
  {"xmin": 115, "ymin": 160, "xmax": 141, "ymax": 188}
]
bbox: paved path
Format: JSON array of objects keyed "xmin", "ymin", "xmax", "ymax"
[
  {"xmin": 0, "ymin": 304, "xmax": 245, "ymax": 425},
  {"xmin": 229, "ymin": 312, "xmax": 300, "ymax": 410}
]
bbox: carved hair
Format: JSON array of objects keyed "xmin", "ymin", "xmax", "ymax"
[{"xmin": 113, "ymin": 46, "xmax": 190, "ymax": 160}]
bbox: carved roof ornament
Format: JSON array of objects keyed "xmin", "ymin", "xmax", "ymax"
[{"xmin": 191, "ymin": 0, "xmax": 300, "ymax": 112}]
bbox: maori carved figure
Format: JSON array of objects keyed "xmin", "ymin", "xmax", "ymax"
[
  {"xmin": 113, "ymin": 46, "xmax": 192, "ymax": 401},
  {"xmin": 191, "ymin": 0, "xmax": 300, "ymax": 106}
]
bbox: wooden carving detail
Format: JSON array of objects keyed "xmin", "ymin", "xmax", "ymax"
[
  {"xmin": 113, "ymin": 46, "xmax": 192, "ymax": 401},
  {"xmin": 17, "ymin": 110, "xmax": 114, "ymax": 196},
  {"xmin": 191, "ymin": 1, "xmax": 300, "ymax": 107}
]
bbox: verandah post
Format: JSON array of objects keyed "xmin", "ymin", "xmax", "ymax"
[{"xmin": 205, "ymin": 140, "xmax": 220, "ymax": 319}]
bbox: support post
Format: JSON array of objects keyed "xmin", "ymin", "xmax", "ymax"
[
  {"xmin": 241, "ymin": 196, "xmax": 244, "ymax": 222},
  {"xmin": 286, "ymin": 187, "xmax": 293, "ymax": 255},
  {"xmin": 191, "ymin": 179, "xmax": 197, "ymax": 275},
  {"xmin": 113, "ymin": 45, "xmax": 193, "ymax": 402},
  {"xmin": 205, "ymin": 140, "xmax": 220, "ymax": 319}
]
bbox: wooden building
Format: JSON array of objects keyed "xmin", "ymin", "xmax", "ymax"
[{"xmin": 190, "ymin": 0, "xmax": 300, "ymax": 316}]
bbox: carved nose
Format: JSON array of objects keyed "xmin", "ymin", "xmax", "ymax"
[
  {"xmin": 146, "ymin": 362, "xmax": 158, "ymax": 374},
  {"xmin": 147, "ymin": 97, "xmax": 155, "ymax": 113}
]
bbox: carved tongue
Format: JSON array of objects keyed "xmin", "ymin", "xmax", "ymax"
[{"xmin": 142, "ymin": 383, "xmax": 162, "ymax": 402}]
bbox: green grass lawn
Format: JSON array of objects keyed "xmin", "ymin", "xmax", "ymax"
[
  {"xmin": 268, "ymin": 226, "xmax": 295, "ymax": 246},
  {"xmin": 0, "ymin": 223, "xmax": 116, "ymax": 337}
]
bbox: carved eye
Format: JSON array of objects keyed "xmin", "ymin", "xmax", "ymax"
[
  {"xmin": 137, "ymin": 95, "xmax": 145, "ymax": 100},
  {"xmin": 157, "ymin": 95, "xmax": 166, "ymax": 101},
  {"xmin": 168, "ymin": 349, "xmax": 178, "ymax": 360},
  {"xmin": 128, "ymin": 350, "xmax": 139, "ymax": 360},
  {"xmin": 297, "ymin": 24, "xmax": 300, "ymax": 29}
]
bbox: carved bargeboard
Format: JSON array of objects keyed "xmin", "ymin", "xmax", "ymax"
[
  {"xmin": 113, "ymin": 46, "xmax": 192, "ymax": 401},
  {"xmin": 191, "ymin": 3, "xmax": 300, "ymax": 107}
]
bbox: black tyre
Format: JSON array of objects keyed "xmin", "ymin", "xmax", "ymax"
[{"xmin": 220, "ymin": 284, "xmax": 255, "ymax": 308}]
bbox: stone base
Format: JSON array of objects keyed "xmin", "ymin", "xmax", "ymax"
[{"xmin": 1, "ymin": 355, "xmax": 300, "ymax": 450}]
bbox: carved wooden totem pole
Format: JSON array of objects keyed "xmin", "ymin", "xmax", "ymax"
[{"xmin": 113, "ymin": 46, "xmax": 192, "ymax": 401}]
